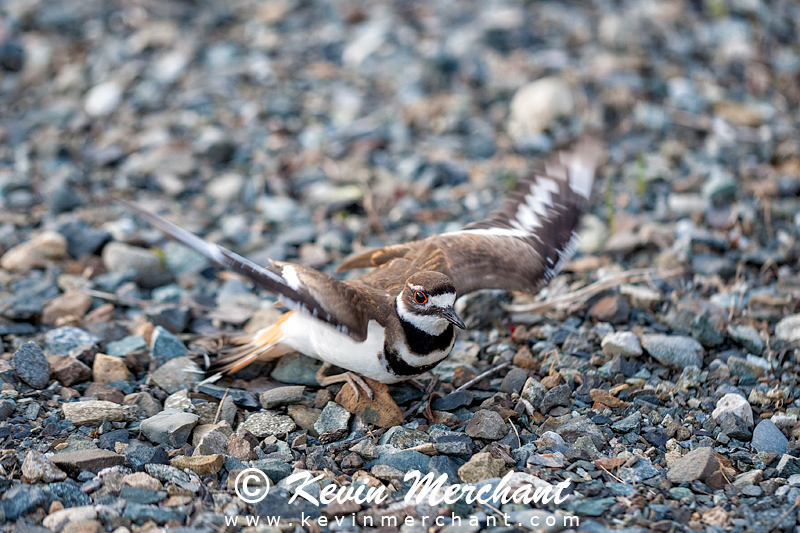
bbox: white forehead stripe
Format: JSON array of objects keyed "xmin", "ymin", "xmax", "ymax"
[{"xmin": 428, "ymin": 293, "xmax": 455, "ymax": 307}]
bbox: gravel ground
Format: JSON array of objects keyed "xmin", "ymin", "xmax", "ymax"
[{"xmin": 2, "ymin": 0, "xmax": 800, "ymax": 532}]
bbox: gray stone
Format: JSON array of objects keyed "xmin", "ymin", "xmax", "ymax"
[
  {"xmin": 163, "ymin": 389, "xmax": 193, "ymax": 412},
  {"xmin": 601, "ymin": 331, "xmax": 642, "ymax": 358},
  {"xmin": 775, "ymin": 314, "xmax": 800, "ymax": 344},
  {"xmin": 727, "ymin": 325, "xmax": 764, "ymax": 355},
  {"xmin": 777, "ymin": 454, "xmax": 800, "ymax": 477},
  {"xmin": 540, "ymin": 384, "xmax": 571, "ymax": 413},
  {"xmin": 689, "ymin": 314, "xmax": 725, "ymax": 347},
  {"xmin": 433, "ymin": 434, "xmax": 473, "ymax": 455},
  {"xmin": 752, "ymin": 419, "xmax": 788, "ymax": 455},
  {"xmin": 270, "ymin": 352, "xmax": 323, "ymax": 386},
  {"xmin": 727, "ymin": 354, "xmax": 769, "ymax": 378},
  {"xmin": 14, "ymin": 341, "xmax": 50, "ymax": 389},
  {"xmin": 500, "ymin": 367, "xmax": 529, "ymax": 394},
  {"xmin": 465, "ymin": 410, "xmax": 508, "ymax": 440},
  {"xmin": 106, "ymin": 335, "xmax": 147, "ymax": 357},
  {"xmin": 718, "ymin": 412, "xmax": 753, "ymax": 441},
  {"xmin": 21, "ymin": 450, "xmax": 67, "ymax": 482},
  {"xmin": 259, "ymin": 386, "xmax": 305, "ymax": 409},
  {"xmin": 140, "ymin": 409, "xmax": 199, "ymax": 448},
  {"xmin": 149, "ymin": 356, "xmax": 203, "ymax": 394},
  {"xmin": 249, "ymin": 458, "xmax": 292, "ymax": 484},
  {"xmin": 666, "ymin": 447, "xmax": 719, "ymax": 483},
  {"xmin": 617, "ymin": 457, "xmax": 660, "ymax": 484},
  {"xmin": 368, "ymin": 449, "xmax": 430, "ymax": 472},
  {"xmin": 313, "ymin": 401, "xmax": 351, "ymax": 436},
  {"xmin": 641, "ymin": 334, "xmax": 704, "ymax": 369},
  {"xmin": 62, "ymin": 400, "xmax": 125, "ymax": 426},
  {"xmin": 612, "ymin": 412, "xmax": 642, "ymax": 433},
  {"xmin": 122, "ymin": 502, "xmax": 186, "ymax": 525},
  {"xmin": 44, "ymin": 327, "xmax": 101, "ymax": 355},
  {"xmin": 150, "ymin": 326, "xmax": 189, "ymax": 367},
  {"xmin": 431, "ymin": 390, "xmax": 473, "ymax": 410},
  {"xmin": 522, "ymin": 377, "xmax": 547, "ymax": 406},
  {"xmin": 239, "ymin": 412, "xmax": 296, "ymax": 437},
  {"xmin": 556, "ymin": 416, "xmax": 606, "ymax": 449}
]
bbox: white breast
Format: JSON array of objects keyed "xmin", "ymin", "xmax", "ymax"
[{"xmin": 278, "ymin": 312, "xmax": 398, "ymax": 383}]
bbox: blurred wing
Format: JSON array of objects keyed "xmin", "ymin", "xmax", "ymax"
[
  {"xmin": 338, "ymin": 139, "xmax": 603, "ymax": 296},
  {"xmin": 120, "ymin": 200, "xmax": 372, "ymax": 341}
]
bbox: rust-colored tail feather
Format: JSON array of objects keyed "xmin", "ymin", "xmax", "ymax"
[{"xmin": 205, "ymin": 311, "xmax": 295, "ymax": 378}]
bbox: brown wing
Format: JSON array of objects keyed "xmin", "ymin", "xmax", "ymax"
[{"xmin": 338, "ymin": 139, "xmax": 603, "ymax": 296}]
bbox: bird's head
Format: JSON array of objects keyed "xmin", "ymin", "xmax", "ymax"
[{"xmin": 397, "ymin": 271, "xmax": 465, "ymax": 334}]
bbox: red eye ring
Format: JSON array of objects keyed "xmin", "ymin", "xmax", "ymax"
[{"xmin": 413, "ymin": 291, "xmax": 427, "ymax": 305}]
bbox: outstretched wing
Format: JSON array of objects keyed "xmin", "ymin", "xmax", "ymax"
[
  {"xmin": 338, "ymin": 139, "xmax": 603, "ymax": 296},
  {"xmin": 120, "ymin": 200, "xmax": 374, "ymax": 341}
]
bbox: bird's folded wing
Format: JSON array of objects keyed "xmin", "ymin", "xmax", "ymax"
[
  {"xmin": 338, "ymin": 139, "xmax": 604, "ymax": 296},
  {"xmin": 120, "ymin": 200, "xmax": 372, "ymax": 341}
]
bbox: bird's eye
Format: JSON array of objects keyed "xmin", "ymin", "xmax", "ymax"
[{"xmin": 413, "ymin": 291, "xmax": 427, "ymax": 305}]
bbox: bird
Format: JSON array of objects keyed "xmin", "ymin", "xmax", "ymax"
[{"xmin": 121, "ymin": 139, "xmax": 602, "ymax": 399}]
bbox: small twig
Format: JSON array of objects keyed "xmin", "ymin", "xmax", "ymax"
[
  {"xmin": 213, "ymin": 388, "xmax": 229, "ymax": 425},
  {"xmin": 768, "ymin": 494, "xmax": 800, "ymax": 531},
  {"xmin": 503, "ymin": 267, "xmax": 684, "ymax": 313},
  {"xmin": 598, "ymin": 464, "xmax": 624, "ymax": 483},
  {"xmin": 454, "ymin": 362, "xmax": 510, "ymax": 392},
  {"xmin": 509, "ymin": 420, "xmax": 521, "ymax": 448}
]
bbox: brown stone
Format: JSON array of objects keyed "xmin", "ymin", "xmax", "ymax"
[
  {"xmin": 589, "ymin": 388, "xmax": 630, "ymax": 409},
  {"xmin": 42, "ymin": 290, "xmax": 93, "ymax": 325},
  {"xmin": 49, "ymin": 355, "xmax": 92, "ymax": 387},
  {"xmin": 458, "ymin": 452, "xmax": 506, "ymax": 483},
  {"xmin": 512, "ymin": 346, "xmax": 536, "ymax": 370},
  {"xmin": 588, "ymin": 295, "xmax": 630, "ymax": 324},
  {"xmin": 170, "ymin": 454, "xmax": 224, "ymax": 476},
  {"xmin": 226, "ymin": 431, "xmax": 258, "ymax": 461},
  {"xmin": 84, "ymin": 383, "xmax": 124, "ymax": 404},
  {"xmin": 92, "ymin": 353, "xmax": 132, "ymax": 383},
  {"xmin": 335, "ymin": 377, "xmax": 405, "ymax": 429},
  {"xmin": 49, "ymin": 448, "xmax": 126, "ymax": 474},
  {"xmin": 63, "ymin": 520, "xmax": 103, "ymax": 533},
  {"xmin": 122, "ymin": 472, "xmax": 162, "ymax": 491},
  {"xmin": 287, "ymin": 405, "xmax": 321, "ymax": 433},
  {"xmin": 540, "ymin": 375, "xmax": 563, "ymax": 389},
  {"xmin": 0, "ymin": 231, "xmax": 68, "ymax": 272}
]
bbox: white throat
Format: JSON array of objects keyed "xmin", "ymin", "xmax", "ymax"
[{"xmin": 396, "ymin": 293, "xmax": 450, "ymax": 336}]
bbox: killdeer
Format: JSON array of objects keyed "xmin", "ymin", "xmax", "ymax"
[{"xmin": 122, "ymin": 139, "xmax": 602, "ymax": 398}]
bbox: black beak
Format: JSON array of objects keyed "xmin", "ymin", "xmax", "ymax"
[{"xmin": 440, "ymin": 307, "xmax": 466, "ymax": 329}]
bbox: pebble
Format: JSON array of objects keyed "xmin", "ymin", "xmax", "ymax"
[
  {"xmin": 259, "ymin": 386, "xmax": 305, "ymax": 409},
  {"xmin": 313, "ymin": 401, "xmax": 351, "ymax": 437},
  {"xmin": 270, "ymin": 352, "xmax": 323, "ymax": 386},
  {"xmin": 239, "ymin": 412, "xmax": 296, "ymax": 437},
  {"xmin": 775, "ymin": 314, "xmax": 800, "ymax": 344},
  {"xmin": 45, "ymin": 327, "xmax": 101, "ymax": 355},
  {"xmin": 149, "ymin": 326, "xmax": 190, "ymax": 366},
  {"xmin": 458, "ymin": 452, "xmax": 506, "ymax": 483},
  {"xmin": 140, "ymin": 409, "xmax": 199, "ymax": 448},
  {"xmin": 712, "ymin": 393, "xmax": 754, "ymax": 426},
  {"xmin": 149, "ymin": 356, "xmax": 203, "ymax": 394},
  {"xmin": 641, "ymin": 334, "xmax": 704, "ymax": 369},
  {"xmin": 62, "ymin": 400, "xmax": 125, "ymax": 426},
  {"xmin": 751, "ymin": 419, "xmax": 788, "ymax": 455},
  {"xmin": 42, "ymin": 290, "xmax": 93, "ymax": 325},
  {"xmin": 170, "ymin": 454, "xmax": 224, "ymax": 475},
  {"xmin": 601, "ymin": 331, "xmax": 643, "ymax": 358},
  {"xmin": 667, "ymin": 447, "xmax": 719, "ymax": 483},
  {"xmin": 21, "ymin": 450, "xmax": 67, "ymax": 482},
  {"xmin": 14, "ymin": 341, "xmax": 50, "ymax": 389},
  {"xmin": 727, "ymin": 325, "xmax": 764, "ymax": 355},
  {"xmin": 334, "ymin": 378, "xmax": 404, "ymax": 429},
  {"xmin": 465, "ymin": 409, "xmax": 508, "ymax": 440},
  {"xmin": 49, "ymin": 448, "xmax": 126, "ymax": 474},
  {"xmin": 507, "ymin": 77, "xmax": 574, "ymax": 141},
  {"xmin": 105, "ymin": 335, "xmax": 147, "ymax": 357},
  {"xmin": 588, "ymin": 295, "xmax": 630, "ymax": 324},
  {"xmin": 43, "ymin": 506, "xmax": 97, "ymax": 533},
  {"xmin": 84, "ymin": 81, "xmax": 122, "ymax": 116},
  {"xmin": 0, "ymin": 231, "xmax": 68, "ymax": 272},
  {"xmin": 92, "ymin": 353, "xmax": 132, "ymax": 383},
  {"xmin": 540, "ymin": 384, "xmax": 572, "ymax": 414}
]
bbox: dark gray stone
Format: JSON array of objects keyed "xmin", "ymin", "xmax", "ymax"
[
  {"xmin": 123, "ymin": 503, "xmax": 186, "ymax": 525},
  {"xmin": 752, "ymin": 419, "xmax": 788, "ymax": 455},
  {"xmin": 500, "ymin": 367, "xmax": 529, "ymax": 394},
  {"xmin": 13, "ymin": 341, "xmax": 50, "ymax": 389},
  {"xmin": 44, "ymin": 327, "xmax": 101, "ymax": 355},
  {"xmin": 428, "ymin": 455, "xmax": 461, "ymax": 484},
  {"xmin": 465, "ymin": 410, "xmax": 508, "ymax": 440},
  {"xmin": 431, "ymin": 390, "xmax": 473, "ymax": 410},
  {"xmin": 150, "ymin": 326, "xmax": 189, "ymax": 367},
  {"xmin": 249, "ymin": 458, "xmax": 292, "ymax": 484},
  {"xmin": 540, "ymin": 384, "xmax": 572, "ymax": 413},
  {"xmin": 433, "ymin": 434, "xmax": 473, "ymax": 455}
]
